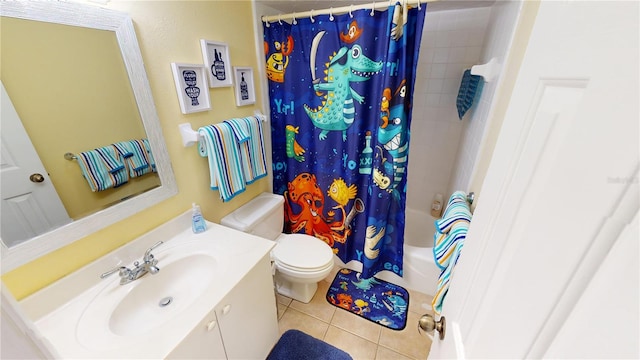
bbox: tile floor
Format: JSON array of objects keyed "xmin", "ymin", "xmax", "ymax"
[{"xmin": 276, "ymin": 269, "xmax": 435, "ymax": 360}]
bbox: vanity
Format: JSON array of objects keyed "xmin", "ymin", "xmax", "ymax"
[{"xmin": 19, "ymin": 212, "xmax": 279, "ymax": 359}]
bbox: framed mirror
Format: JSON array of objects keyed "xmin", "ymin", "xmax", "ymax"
[{"xmin": 0, "ymin": 2, "xmax": 177, "ymax": 273}]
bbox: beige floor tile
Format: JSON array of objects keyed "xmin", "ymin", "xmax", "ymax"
[
  {"xmin": 289, "ymin": 280, "xmax": 336, "ymax": 323},
  {"xmin": 276, "ymin": 293, "xmax": 292, "ymax": 306},
  {"xmin": 277, "ymin": 303, "xmax": 287, "ymax": 320},
  {"xmin": 278, "ymin": 307, "xmax": 329, "ymax": 340},
  {"xmin": 330, "ymin": 308, "xmax": 382, "ymax": 343},
  {"xmin": 375, "ymin": 345, "xmax": 414, "ymax": 360},
  {"xmin": 323, "ymin": 325, "xmax": 378, "ymax": 360},
  {"xmin": 379, "ymin": 311, "xmax": 432, "ymax": 359},
  {"xmin": 408, "ymin": 289, "xmax": 434, "ymax": 315}
]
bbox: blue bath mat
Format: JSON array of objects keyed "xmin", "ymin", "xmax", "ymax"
[{"xmin": 326, "ymin": 268, "xmax": 409, "ymax": 331}]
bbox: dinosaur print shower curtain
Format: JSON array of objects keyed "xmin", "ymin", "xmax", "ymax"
[{"xmin": 264, "ymin": 3, "xmax": 425, "ymax": 280}]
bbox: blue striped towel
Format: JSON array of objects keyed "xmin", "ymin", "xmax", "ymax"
[
  {"xmin": 224, "ymin": 116, "xmax": 268, "ymax": 184},
  {"xmin": 198, "ymin": 123, "xmax": 246, "ymax": 202},
  {"xmin": 113, "ymin": 140, "xmax": 151, "ymax": 177},
  {"xmin": 456, "ymin": 69, "xmax": 482, "ymax": 120},
  {"xmin": 142, "ymin": 138, "xmax": 156, "ymax": 172},
  {"xmin": 432, "ymin": 191, "xmax": 472, "ymax": 314},
  {"xmin": 76, "ymin": 146, "xmax": 128, "ymax": 192}
]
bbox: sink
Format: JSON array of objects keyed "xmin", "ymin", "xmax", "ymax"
[
  {"xmin": 22, "ymin": 216, "xmax": 276, "ymax": 359},
  {"xmin": 75, "ymin": 247, "xmax": 220, "ymax": 351},
  {"xmin": 108, "ymin": 254, "xmax": 216, "ymax": 336}
]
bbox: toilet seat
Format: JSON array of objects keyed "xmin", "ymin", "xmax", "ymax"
[{"xmin": 273, "ymin": 234, "xmax": 333, "ymax": 273}]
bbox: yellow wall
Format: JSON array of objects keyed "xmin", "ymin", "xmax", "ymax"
[
  {"xmin": 2, "ymin": 1, "xmax": 269, "ymax": 300},
  {"xmin": 1, "ymin": 17, "xmax": 160, "ymax": 219}
]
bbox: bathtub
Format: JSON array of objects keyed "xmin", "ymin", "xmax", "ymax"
[{"xmin": 333, "ymin": 207, "xmax": 440, "ymax": 296}]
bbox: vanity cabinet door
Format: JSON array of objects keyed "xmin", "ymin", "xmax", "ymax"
[
  {"xmin": 166, "ymin": 310, "xmax": 226, "ymax": 359},
  {"xmin": 215, "ymin": 255, "xmax": 279, "ymax": 359}
]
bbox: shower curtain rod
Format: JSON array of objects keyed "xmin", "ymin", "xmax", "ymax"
[{"xmin": 261, "ymin": 0, "xmax": 433, "ymax": 23}]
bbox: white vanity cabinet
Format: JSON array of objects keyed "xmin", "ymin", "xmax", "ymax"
[{"xmin": 167, "ymin": 255, "xmax": 278, "ymax": 359}]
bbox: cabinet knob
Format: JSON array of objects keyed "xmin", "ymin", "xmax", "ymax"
[
  {"xmin": 222, "ymin": 304, "xmax": 232, "ymax": 315},
  {"xmin": 206, "ymin": 320, "xmax": 217, "ymax": 331}
]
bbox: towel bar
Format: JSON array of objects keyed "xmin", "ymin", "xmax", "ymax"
[
  {"xmin": 179, "ymin": 111, "xmax": 267, "ymax": 147},
  {"xmin": 470, "ymin": 57, "xmax": 500, "ymax": 82},
  {"xmin": 467, "ymin": 192, "xmax": 475, "ymax": 205},
  {"xmin": 64, "ymin": 152, "xmax": 77, "ymax": 160}
]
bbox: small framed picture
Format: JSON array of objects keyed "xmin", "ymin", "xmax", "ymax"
[
  {"xmin": 200, "ymin": 40, "xmax": 232, "ymax": 88},
  {"xmin": 233, "ymin": 67, "xmax": 255, "ymax": 107},
  {"xmin": 170, "ymin": 63, "xmax": 211, "ymax": 114}
]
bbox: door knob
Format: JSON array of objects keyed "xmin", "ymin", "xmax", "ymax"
[
  {"xmin": 29, "ymin": 173, "xmax": 45, "ymax": 183},
  {"xmin": 418, "ymin": 313, "xmax": 446, "ymax": 340}
]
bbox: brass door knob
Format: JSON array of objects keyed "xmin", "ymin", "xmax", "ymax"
[
  {"xmin": 418, "ymin": 313, "xmax": 446, "ymax": 340},
  {"xmin": 29, "ymin": 173, "xmax": 45, "ymax": 183}
]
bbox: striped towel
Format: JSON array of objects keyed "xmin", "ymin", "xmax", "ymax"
[
  {"xmin": 224, "ymin": 116, "xmax": 268, "ymax": 184},
  {"xmin": 198, "ymin": 123, "xmax": 246, "ymax": 202},
  {"xmin": 113, "ymin": 140, "xmax": 151, "ymax": 177},
  {"xmin": 76, "ymin": 146, "xmax": 128, "ymax": 192},
  {"xmin": 432, "ymin": 191, "xmax": 472, "ymax": 314},
  {"xmin": 142, "ymin": 138, "xmax": 156, "ymax": 172}
]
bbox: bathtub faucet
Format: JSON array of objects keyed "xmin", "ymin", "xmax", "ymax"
[{"xmin": 100, "ymin": 241, "xmax": 163, "ymax": 285}]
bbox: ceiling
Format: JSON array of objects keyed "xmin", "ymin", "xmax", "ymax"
[{"xmin": 256, "ymin": 0, "xmax": 496, "ymax": 13}]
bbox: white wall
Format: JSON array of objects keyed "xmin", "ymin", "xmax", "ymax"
[
  {"xmin": 406, "ymin": 6, "xmax": 491, "ymax": 213},
  {"xmin": 447, "ymin": 1, "xmax": 523, "ymax": 196}
]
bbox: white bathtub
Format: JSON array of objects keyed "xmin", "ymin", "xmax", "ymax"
[{"xmin": 333, "ymin": 208, "xmax": 440, "ymax": 296}]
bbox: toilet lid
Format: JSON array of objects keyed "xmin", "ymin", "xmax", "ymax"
[{"xmin": 273, "ymin": 234, "xmax": 333, "ymax": 271}]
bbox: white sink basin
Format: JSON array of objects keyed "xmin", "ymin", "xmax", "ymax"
[
  {"xmin": 74, "ymin": 240, "xmax": 224, "ymax": 352},
  {"xmin": 108, "ymin": 254, "xmax": 216, "ymax": 336}
]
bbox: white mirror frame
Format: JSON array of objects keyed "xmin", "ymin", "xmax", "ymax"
[{"xmin": 0, "ymin": 2, "xmax": 177, "ymax": 273}]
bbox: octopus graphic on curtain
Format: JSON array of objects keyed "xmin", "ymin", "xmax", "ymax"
[{"xmin": 264, "ymin": 2, "xmax": 426, "ymax": 280}]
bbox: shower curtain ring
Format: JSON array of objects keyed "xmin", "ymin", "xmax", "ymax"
[
  {"xmin": 417, "ymin": 0, "xmax": 421, "ymax": 10},
  {"xmin": 263, "ymin": 16, "xmax": 270, "ymax": 28},
  {"xmin": 292, "ymin": 12, "xmax": 297, "ymax": 25},
  {"xmin": 278, "ymin": 14, "xmax": 282, "ymax": 25},
  {"xmin": 370, "ymin": 1, "xmax": 376, "ymax": 16},
  {"xmin": 329, "ymin": 7, "xmax": 334, "ymax": 21},
  {"xmin": 349, "ymin": 5, "xmax": 354, "ymax": 18},
  {"xmin": 310, "ymin": 9, "xmax": 315, "ymax": 23}
]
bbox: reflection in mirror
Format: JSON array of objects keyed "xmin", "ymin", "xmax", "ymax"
[{"xmin": 0, "ymin": 2, "xmax": 177, "ymax": 273}]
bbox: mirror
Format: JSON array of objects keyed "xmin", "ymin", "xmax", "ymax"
[{"xmin": 0, "ymin": 2, "xmax": 177, "ymax": 273}]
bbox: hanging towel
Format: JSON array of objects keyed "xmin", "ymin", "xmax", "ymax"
[
  {"xmin": 432, "ymin": 191, "xmax": 472, "ymax": 314},
  {"xmin": 76, "ymin": 146, "xmax": 128, "ymax": 192},
  {"xmin": 224, "ymin": 116, "xmax": 268, "ymax": 184},
  {"xmin": 198, "ymin": 123, "xmax": 246, "ymax": 202},
  {"xmin": 456, "ymin": 69, "xmax": 482, "ymax": 120},
  {"xmin": 141, "ymin": 138, "xmax": 156, "ymax": 172},
  {"xmin": 113, "ymin": 140, "xmax": 151, "ymax": 177}
]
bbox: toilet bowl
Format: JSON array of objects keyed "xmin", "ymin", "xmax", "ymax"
[{"xmin": 220, "ymin": 193, "xmax": 335, "ymax": 303}]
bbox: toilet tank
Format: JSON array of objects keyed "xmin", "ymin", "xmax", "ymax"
[{"xmin": 220, "ymin": 192, "xmax": 284, "ymax": 240}]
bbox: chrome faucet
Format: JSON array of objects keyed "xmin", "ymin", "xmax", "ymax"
[{"xmin": 101, "ymin": 241, "xmax": 163, "ymax": 285}]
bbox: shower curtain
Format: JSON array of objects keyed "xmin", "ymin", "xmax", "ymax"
[{"xmin": 264, "ymin": 2, "xmax": 425, "ymax": 280}]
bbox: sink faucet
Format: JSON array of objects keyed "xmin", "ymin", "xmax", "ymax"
[{"xmin": 101, "ymin": 241, "xmax": 163, "ymax": 285}]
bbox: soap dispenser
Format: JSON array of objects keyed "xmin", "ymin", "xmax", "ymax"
[{"xmin": 191, "ymin": 203, "xmax": 207, "ymax": 233}]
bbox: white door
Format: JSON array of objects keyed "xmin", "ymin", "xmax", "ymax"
[
  {"xmin": 1, "ymin": 83, "xmax": 72, "ymax": 247},
  {"xmin": 429, "ymin": 1, "xmax": 639, "ymax": 358}
]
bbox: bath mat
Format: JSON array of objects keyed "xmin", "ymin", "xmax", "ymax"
[{"xmin": 326, "ymin": 268, "xmax": 409, "ymax": 331}]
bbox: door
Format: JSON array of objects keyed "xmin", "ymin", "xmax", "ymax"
[
  {"xmin": 429, "ymin": 1, "xmax": 639, "ymax": 358},
  {"xmin": 1, "ymin": 82, "xmax": 72, "ymax": 247}
]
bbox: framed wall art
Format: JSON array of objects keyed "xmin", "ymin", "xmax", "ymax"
[
  {"xmin": 170, "ymin": 62, "xmax": 211, "ymax": 114},
  {"xmin": 233, "ymin": 66, "xmax": 255, "ymax": 107},
  {"xmin": 200, "ymin": 40, "xmax": 232, "ymax": 88}
]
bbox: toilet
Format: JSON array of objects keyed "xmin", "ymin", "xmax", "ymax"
[{"xmin": 221, "ymin": 192, "xmax": 334, "ymax": 303}]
